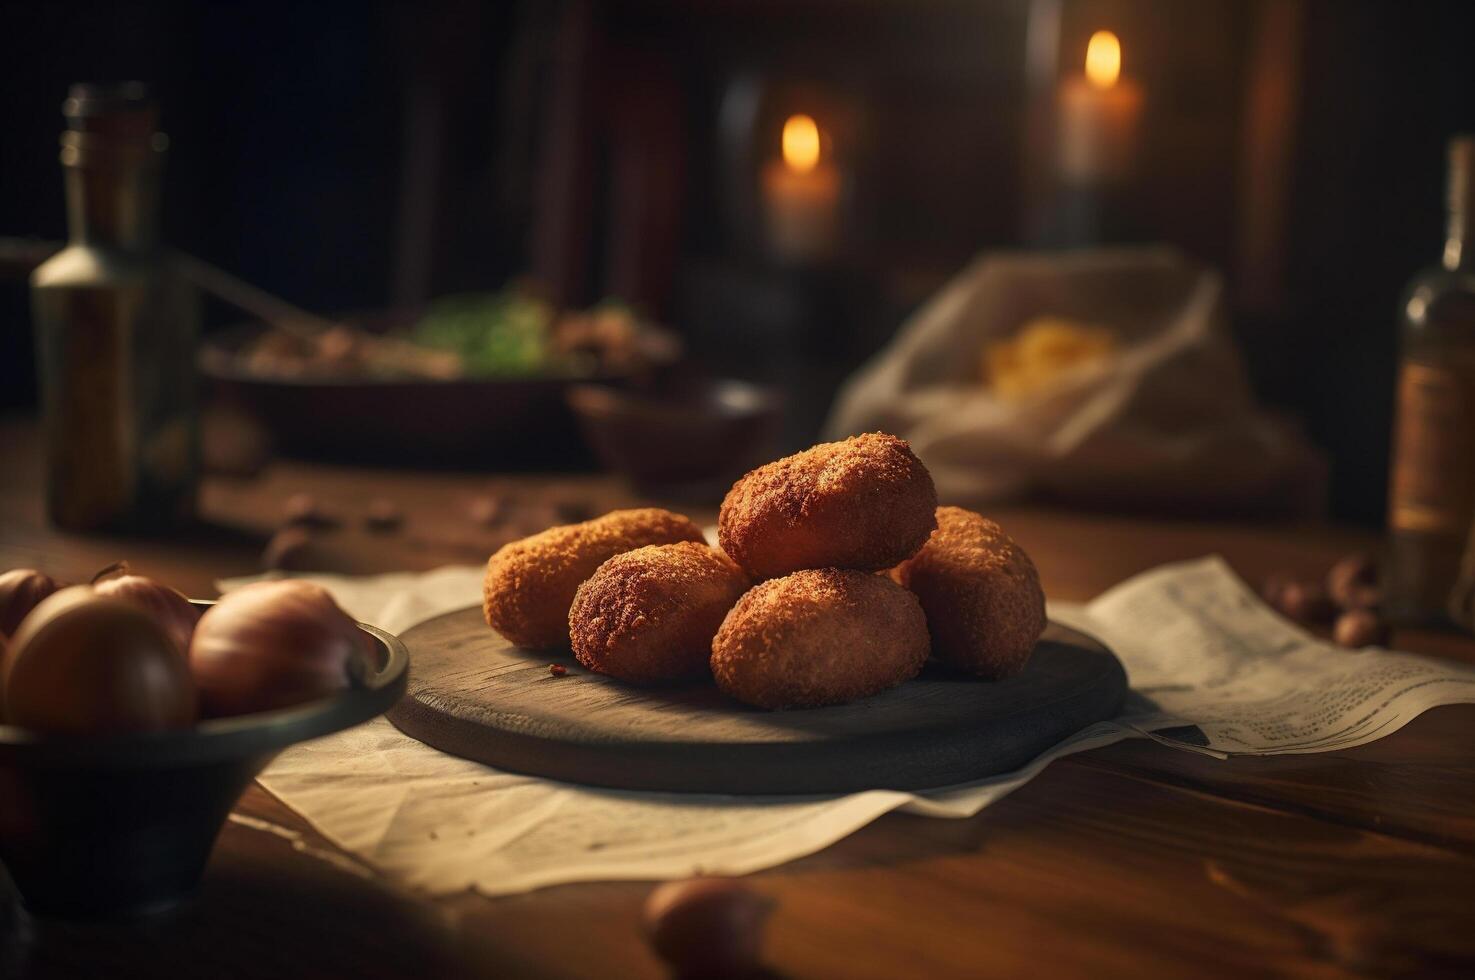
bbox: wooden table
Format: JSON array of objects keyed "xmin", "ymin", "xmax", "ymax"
[{"xmin": 2, "ymin": 418, "xmax": 1474, "ymax": 978}]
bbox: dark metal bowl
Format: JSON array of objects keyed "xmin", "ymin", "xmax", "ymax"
[{"xmin": 0, "ymin": 605, "xmax": 408, "ymax": 919}]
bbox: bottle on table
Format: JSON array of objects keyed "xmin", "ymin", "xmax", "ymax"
[
  {"xmin": 1387, "ymin": 134, "xmax": 1475, "ymax": 626},
  {"xmin": 29, "ymin": 83, "xmax": 199, "ymax": 532}
]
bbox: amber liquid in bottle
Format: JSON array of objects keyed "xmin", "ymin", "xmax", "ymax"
[
  {"xmin": 29, "ymin": 84, "xmax": 199, "ymax": 531},
  {"xmin": 1386, "ymin": 135, "xmax": 1475, "ymax": 626}
]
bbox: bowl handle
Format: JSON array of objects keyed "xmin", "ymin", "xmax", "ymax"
[{"xmin": 355, "ymin": 623, "xmax": 411, "ymax": 691}]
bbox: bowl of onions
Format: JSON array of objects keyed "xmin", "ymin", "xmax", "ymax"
[{"xmin": 0, "ymin": 567, "xmax": 407, "ymax": 919}]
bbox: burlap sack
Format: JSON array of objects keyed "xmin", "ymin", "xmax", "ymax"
[{"xmin": 825, "ymin": 248, "xmax": 1315, "ymax": 512}]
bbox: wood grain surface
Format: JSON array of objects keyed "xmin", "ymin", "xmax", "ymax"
[
  {"xmin": 3, "ymin": 419, "xmax": 1475, "ymax": 978},
  {"xmin": 388, "ymin": 608, "xmax": 1126, "ymax": 793}
]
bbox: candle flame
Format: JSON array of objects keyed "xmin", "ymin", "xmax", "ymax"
[
  {"xmin": 1085, "ymin": 30, "xmax": 1121, "ymax": 89},
  {"xmin": 782, "ymin": 114, "xmax": 821, "ymax": 174}
]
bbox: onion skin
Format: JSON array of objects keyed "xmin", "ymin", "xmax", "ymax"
[
  {"xmin": 189, "ymin": 580, "xmax": 375, "ymax": 717},
  {"xmin": 0, "ymin": 569, "xmax": 63, "ymax": 639},
  {"xmin": 3, "ymin": 587, "xmax": 196, "ymax": 734},
  {"xmin": 93, "ymin": 572, "xmax": 201, "ymax": 658}
]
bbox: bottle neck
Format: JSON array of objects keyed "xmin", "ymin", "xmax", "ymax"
[
  {"xmin": 1445, "ymin": 210, "xmax": 1469, "ymax": 271},
  {"xmin": 1444, "ymin": 136, "xmax": 1473, "ymax": 271},
  {"xmin": 61, "ymin": 133, "xmax": 163, "ymax": 251}
]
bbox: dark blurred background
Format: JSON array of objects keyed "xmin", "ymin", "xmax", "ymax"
[{"xmin": 3, "ymin": 0, "xmax": 1474, "ymax": 523}]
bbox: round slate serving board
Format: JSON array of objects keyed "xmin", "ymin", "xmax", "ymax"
[{"xmin": 387, "ymin": 606, "xmax": 1127, "ymax": 794}]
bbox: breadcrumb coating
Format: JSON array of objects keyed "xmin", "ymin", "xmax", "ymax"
[
  {"xmin": 482, "ymin": 508, "xmax": 704, "ymax": 648},
  {"xmin": 717, "ymin": 433, "xmax": 938, "ymax": 579},
  {"xmin": 569, "ymin": 542, "xmax": 749, "ymax": 683},
  {"xmin": 891, "ymin": 507, "xmax": 1045, "ymax": 679},
  {"xmin": 711, "ymin": 568, "xmax": 929, "ymax": 709}
]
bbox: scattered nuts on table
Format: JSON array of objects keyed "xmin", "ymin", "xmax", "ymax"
[
  {"xmin": 262, "ymin": 527, "xmax": 316, "ymax": 571},
  {"xmin": 549, "ymin": 663, "xmax": 568, "ymax": 677},
  {"xmin": 1334, "ymin": 608, "xmax": 1390, "ymax": 649},
  {"xmin": 1263, "ymin": 555, "xmax": 1395, "ymax": 648},
  {"xmin": 1278, "ymin": 580, "xmax": 1335, "ymax": 624},
  {"xmin": 282, "ymin": 493, "xmax": 339, "ymax": 529},
  {"xmin": 1259, "ymin": 571, "xmax": 1294, "ymax": 609},
  {"xmin": 200, "ymin": 407, "xmax": 274, "ymax": 479},
  {"xmin": 468, "ymin": 495, "xmax": 504, "ymax": 528},
  {"xmin": 1327, "ymin": 554, "xmax": 1380, "ymax": 610},
  {"xmin": 1341, "ymin": 582, "xmax": 1383, "ymax": 611},
  {"xmin": 364, "ymin": 499, "xmax": 404, "ymax": 533},
  {"xmin": 643, "ymin": 877, "xmax": 774, "ymax": 980}
]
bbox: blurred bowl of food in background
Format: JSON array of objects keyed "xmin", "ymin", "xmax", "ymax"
[
  {"xmin": 567, "ymin": 377, "xmax": 781, "ymax": 501},
  {"xmin": 200, "ymin": 287, "xmax": 681, "ymax": 469}
]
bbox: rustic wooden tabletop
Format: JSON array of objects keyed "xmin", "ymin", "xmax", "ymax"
[{"xmin": 2, "ymin": 418, "xmax": 1473, "ymax": 979}]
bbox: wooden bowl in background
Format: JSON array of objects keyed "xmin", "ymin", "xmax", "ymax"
[
  {"xmin": 567, "ymin": 378, "xmax": 781, "ymax": 501},
  {"xmin": 201, "ymin": 317, "xmax": 678, "ymax": 470}
]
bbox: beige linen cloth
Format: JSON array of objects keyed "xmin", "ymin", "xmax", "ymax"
[{"xmin": 825, "ymin": 247, "xmax": 1314, "ymax": 512}]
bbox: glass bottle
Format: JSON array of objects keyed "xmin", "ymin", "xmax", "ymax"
[
  {"xmin": 29, "ymin": 83, "xmax": 199, "ymax": 531},
  {"xmin": 1386, "ymin": 134, "xmax": 1475, "ymax": 625}
]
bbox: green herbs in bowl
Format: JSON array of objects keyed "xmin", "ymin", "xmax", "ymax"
[{"xmin": 411, "ymin": 291, "xmax": 557, "ymax": 377}]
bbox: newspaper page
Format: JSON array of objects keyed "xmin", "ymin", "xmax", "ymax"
[
  {"xmin": 224, "ymin": 556, "xmax": 1475, "ymax": 897},
  {"xmin": 1060, "ymin": 556, "xmax": 1475, "ymax": 756}
]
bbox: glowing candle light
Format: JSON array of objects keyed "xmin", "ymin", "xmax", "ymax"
[
  {"xmin": 782, "ymin": 113, "xmax": 822, "ymax": 173},
  {"xmin": 762, "ymin": 113, "xmax": 841, "ymax": 263},
  {"xmin": 1084, "ymin": 30, "xmax": 1121, "ymax": 89},
  {"xmin": 1057, "ymin": 30, "xmax": 1143, "ymax": 185}
]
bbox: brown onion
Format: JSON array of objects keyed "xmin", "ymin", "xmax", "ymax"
[
  {"xmin": 189, "ymin": 580, "xmax": 375, "ymax": 717},
  {"xmin": 92, "ymin": 561, "xmax": 200, "ymax": 657},
  {"xmin": 0, "ymin": 569, "xmax": 63, "ymax": 639},
  {"xmin": 3, "ymin": 587, "xmax": 196, "ymax": 734},
  {"xmin": 643, "ymin": 878, "xmax": 774, "ymax": 979}
]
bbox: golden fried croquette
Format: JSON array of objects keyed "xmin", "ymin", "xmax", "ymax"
[
  {"xmin": 569, "ymin": 542, "xmax": 749, "ymax": 683},
  {"xmin": 892, "ymin": 506, "xmax": 1046, "ymax": 679},
  {"xmin": 711, "ymin": 568, "xmax": 929, "ymax": 709},
  {"xmin": 483, "ymin": 508, "xmax": 704, "ymax": 648},
  {"xmin": 717, "ymin": 433, "xmax": 938, "ymax": 580}
]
